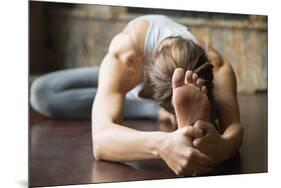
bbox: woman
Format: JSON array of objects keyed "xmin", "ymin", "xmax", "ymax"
[{"xmin": 30, "ymin": 15, "xmax": 243, "ymax": 176}]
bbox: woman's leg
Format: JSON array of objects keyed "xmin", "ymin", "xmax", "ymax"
[
  {"xmin": 30, "ymin": 67, "xmax": 159, "ymax": 120},
  {"xmin": 30, "ymin": 67, "xmax": 99, "ymax": 119},
  {"xmin": 123, "ymin": 98, "xmax": 159, "ymax": 119}
]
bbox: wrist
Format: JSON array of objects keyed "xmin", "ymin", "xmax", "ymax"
[{"xmin": 152, "ymin": 132, "xmax": 170, "ymax": 159}]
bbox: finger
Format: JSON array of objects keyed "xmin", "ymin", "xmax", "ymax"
[
  {"xmin": 185, "ymin": 126, "xmax": 204, "ymax": 138},
  {"xmin": 192, "ymin": 137, "xmax": 203, "ymax": 148},
  {"xmin": 193, "ymin": 120, "xmax": 214, "ymax": 133},
  {"xmin": 191, "ymin": 149, "xmax": 214, "ymax": 166}
]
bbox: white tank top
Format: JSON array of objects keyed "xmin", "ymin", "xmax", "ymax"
[{"xmin": 126, "ymin": 15, "xmax": 198, "ymax": 101}]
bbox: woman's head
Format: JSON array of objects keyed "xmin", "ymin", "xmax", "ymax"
[{"xmin": 146, "ymin": 36, "xmax": 214, "ymax": 114}]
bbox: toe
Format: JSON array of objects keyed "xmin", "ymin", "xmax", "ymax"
[
  {"xmin": 201, "ymin": 85, "xmax": 208, "ymax": 94},
  {"xmin": 196, "ymin": 78, "xmax": 205, "ymax": 88},
  {"xmin": 184, "ymin": 70, "xmax": 193, "ymax": 84},
  {"xmin": 192, "ymin": 73, "xmax": 199, "ymax": 84},
  {"xmin": 172, "ymin": 68, "xmax": 185, "ymax": 89}
]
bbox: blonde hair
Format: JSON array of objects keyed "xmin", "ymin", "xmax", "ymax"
[{"xmin": 146, "ymin": 36, "xmax": 214, "ymax": 114}]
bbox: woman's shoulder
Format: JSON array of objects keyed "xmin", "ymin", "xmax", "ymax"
[{"xmin": 124, "ymin": 17, "xmax": 150, "ymax": 55}]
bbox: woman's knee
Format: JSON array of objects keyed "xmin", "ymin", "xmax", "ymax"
[{"xmin": 30, "ymin": 76, "xmax": 54, "ymax": 117}]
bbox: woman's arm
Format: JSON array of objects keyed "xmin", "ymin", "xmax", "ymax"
[
  {"xmin": 92, "ymin": 68, "xmax": 166, "ymax": 161},
  {"xmin": 92, "ymin": 32, "xmax": 213, "ymax": 175},
  {"xmin": 92, "ymin": 32, "xmax": 158, "ymax": 161},
  {"xmin": 212, "ymin": 60, "xmax": 244, "ymax": 158},
  {"xmin": 191, "ymin": 41, "xmax": 244, "ymax": 162},
  {"xmin": 191, "ymin": 60, "xmax": 243, "ymax": 163}
]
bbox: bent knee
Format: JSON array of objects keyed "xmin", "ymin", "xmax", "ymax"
[{"xmin": 30, "ymin": 76, "xmax": 54, "ymax": 117}]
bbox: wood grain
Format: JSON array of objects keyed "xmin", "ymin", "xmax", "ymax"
[{"xmin": 29, "ymin": 93, "xmax": 267, "ymax": 187}]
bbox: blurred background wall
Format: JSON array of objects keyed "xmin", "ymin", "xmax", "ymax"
[{"xmin": 29, "ymin": 1, "xmax": 267, "ymax": 93}]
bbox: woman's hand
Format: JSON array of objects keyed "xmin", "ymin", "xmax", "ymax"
[
  {"xmin": 158, "ymin": 126, "xmax": 214, "ymax": 176},
  {"xmin": 190, "ymin": 120, "xmax": 231, "ymax": 164}
]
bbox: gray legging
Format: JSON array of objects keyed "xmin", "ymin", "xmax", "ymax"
[{"xmin": 30, "ymin": 67, "xmax": 159, "ymax": 120}]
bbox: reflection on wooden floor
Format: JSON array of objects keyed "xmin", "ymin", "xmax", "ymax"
[{"xmin": 30, "ymin": 93, "xmax": 267, "ymax": 187}]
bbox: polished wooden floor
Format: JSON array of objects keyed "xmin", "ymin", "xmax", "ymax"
[{"xmin": 29, "ymin": 93, "xmax": 267, "ymax": 187}]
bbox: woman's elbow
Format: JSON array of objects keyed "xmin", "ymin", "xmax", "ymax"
[
  {"xmin": 92, "ymin": 134, "xmax": 105, "ymax": 160},
  {"xmin": 93, "ymin": 141, "xmax": 102, "ymax": 160},
  {"xmin": 92, "ymin": 124, "xmax": 111, "ymax": 161}
]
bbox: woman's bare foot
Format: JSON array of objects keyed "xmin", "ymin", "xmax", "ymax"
[{"xmin": 172, "ymin": 68, "xmax": 210, "ymax": 128}]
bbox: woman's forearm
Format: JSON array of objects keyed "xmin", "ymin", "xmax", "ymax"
[
  {"xmin": 222, "ymin": 122, "xmax": 244, "ymax": 159},
  {"xmin": 92, "ymin": 122, "xmax": 168, "ymax": 162}
]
